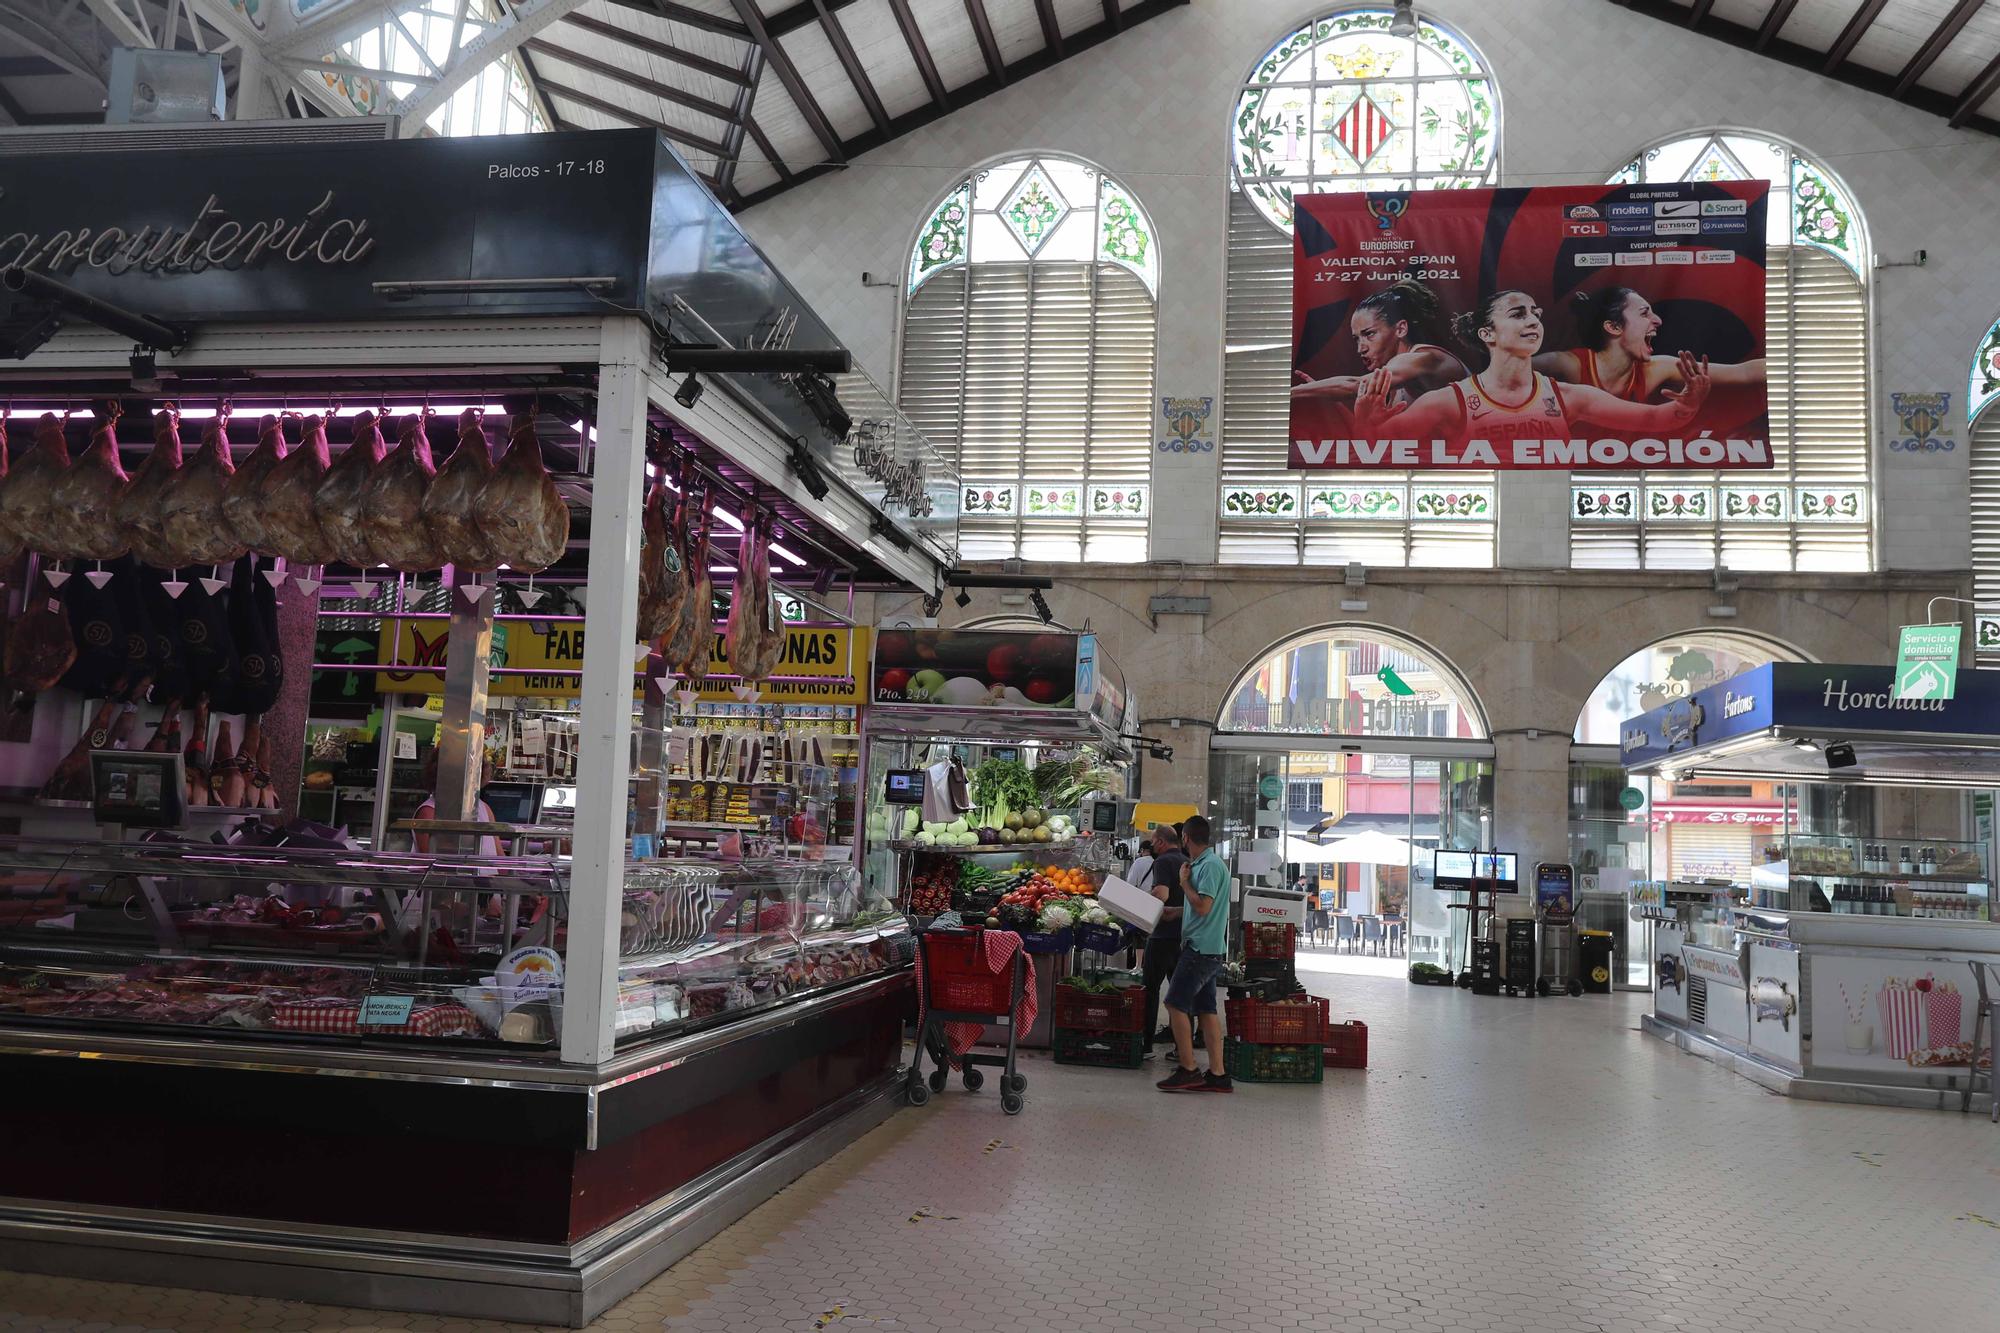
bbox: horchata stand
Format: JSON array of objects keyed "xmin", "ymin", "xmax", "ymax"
[
  {"xmin": 1621, "ymin": 663, "xmax": 1999, "ymax": 1112},
  {"xmin": 0, "ymin": 124, "xmax": 955, "ymax": 1325}
]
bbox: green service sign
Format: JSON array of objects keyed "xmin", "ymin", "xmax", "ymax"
[
  {"xmin": 1893, "ymin": 624, "xmax": 1960, "ymax": 701},
  {"xmin": 1258, "ymin": 774, "xmax": 1283, "ymax": 802},
  {"xmin": 1618, "ymin": 786, "xmax": 1646, "ymax": 812}
]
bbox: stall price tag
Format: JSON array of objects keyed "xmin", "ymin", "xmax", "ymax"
[
  {"xmin": 358, "ymin": 995, "xmax": 416, "ymax": 1026},
  {"xmin": 519, "ymin": 717, "xmax": 547, "ymax": 756},
  {"xmin": 394, "ymin": 732, "xmax": 417, "ymax": 760}
]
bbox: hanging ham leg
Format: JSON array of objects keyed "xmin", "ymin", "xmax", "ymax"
[
  {"xmin": 120, "ymin": 407, "xmax": 186, "ymax": 570},
  {"xmin": 723, "ymin": 511, "xmax": 759, "ymax": 682},
  {"xmin": 253, "ymin": 729, "xmax": 279, "ymax": 810},
  {"xmin": 360, "ymin": 413, "xmax": 444, "ymax": 572},
  {"xmin": 4, "ymin": 595, "xmax": 76, "ymax": 696},
  {"xmin": 475, "ymin": 412, "xmax": 569, "ymax": 572},
  {"xmin": 46, "ymin": 406, "xmax": 130, "ymax": 560},
  {"xmin": 159, "ymin": 409, "xmax": 246, "ymax": 567},
  {"xmin": 223, "ymin": 414, "xmax": 289, "ymax": 557},
  {"xmin": 143, "ymin": 697, "xmax": 183, "ymax": 753},
  {"xmin": 208, "ymin": 719, "xmax": 235, "ymax": 805},
  {"xmin": 183, "ymin": 696, "xmax": 211, "ymax": 806},
  {"xmin": 260, "ymin": 411, "xmax": 337, "ymax": 566},
  {"xmin": 314, "ymin": 410, "xmax": 386, "ymax": 569},
  {"xmin": 216, "ymin": 715, "xmax": 255, "ymax": 808},
  {"xmin": 423, "ymin": 409, "xmax": 498, "ymax": 571},
  {"xmin": 7, "ymin": 413, "xmax": 74, "ymax": 559},
  {"xmin": 637, "ymin": 483, "xmax": 684, "ymax": 641},
  {"xmin": 0, "ymin": 413, "xmax": 14, "ymax": 558},
  {"xmin": 39, "ymin": 695, "xmax": 123, "ymax": 800}
]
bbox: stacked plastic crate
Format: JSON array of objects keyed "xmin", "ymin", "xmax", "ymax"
[
  {"xmin": 1050, "ymin": 978, "xmax": 1147, "ymax": 1069},
  {"xmin": 1222, "ymin": 991, "xmax": 1329, "ymax": 1083}
]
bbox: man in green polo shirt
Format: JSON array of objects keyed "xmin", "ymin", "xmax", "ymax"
[{"xmin": 1156, "ymin": 815, "xmax": 1233, "ymax": 1093}]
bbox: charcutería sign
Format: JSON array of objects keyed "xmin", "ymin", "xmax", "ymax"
[{"xmin": 0, "ymin": 190, "xmax": 375, "ymax": 276}]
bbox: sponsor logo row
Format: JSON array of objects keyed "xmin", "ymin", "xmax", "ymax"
[
  {"xmin": 1573, "ymin": 249, "xmax": 1737, "ymax": 268},
  {"xmin": 1564, "ymin": 217, "xmax": 1747, "ymax": 238}
]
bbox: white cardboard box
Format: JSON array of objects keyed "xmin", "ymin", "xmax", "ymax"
[
  {"xmin": 1241, "ymin": 886, "xmax": 1306, "ymax": 928},
  {"xmin": 1097, "ymin": 874, "xmax": 1164, "ymax": 932}
]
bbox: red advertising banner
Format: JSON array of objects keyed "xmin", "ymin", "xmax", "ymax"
[{"xmin": 1289, "ymin": 182, "xmax": 1771, "ymax": 471}]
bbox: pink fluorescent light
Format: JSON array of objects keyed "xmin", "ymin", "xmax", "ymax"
[{"xmin": 165, "ymin": 404, "xmax": 508, "ymax": 420}]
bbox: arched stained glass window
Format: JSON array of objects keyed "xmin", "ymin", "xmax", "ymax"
[
  {"xmin": 1220, "ymin": 8, "xmax": 1501, "ymax": 569},
  {"xmin": 1971, "ymin": 319, "xmax": 2000, "ymax": 655},
  {"xmin": 1232, "ymin": 9, "xmax": 1499, "ymax": 232},
  {"xmin": 1971, "ymin": 318, "xmax": 2000, "ymax": 427},
  {"xmin": 1571, "ymin": 131, "xmax": 1871, "ymax": 574},
  {"xmin": 898, "ymin": 155, "xmax": 1159, "ymax": 564}
]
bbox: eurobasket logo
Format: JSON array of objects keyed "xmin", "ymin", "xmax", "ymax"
[
  {"xmin": 1365, "ymin": 192, "xmax": 1409, "ymax": 231},
  {"xmin": 1566, "ymin": 205, "xmax": 1601, "ymax": 220}
]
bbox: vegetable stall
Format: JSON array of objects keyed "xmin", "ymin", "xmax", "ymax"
[{"xmin": 858, "ymin": 628, "xmax": 1136, "ymax": 1046}]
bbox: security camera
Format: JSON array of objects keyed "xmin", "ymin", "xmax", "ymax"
[{"xmin": 1149, "ymin": 743, "xmax": 1174, "ymax": 762}]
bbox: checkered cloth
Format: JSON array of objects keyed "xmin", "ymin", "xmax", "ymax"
[
  {"xmin": 918, "ymin": 929, "xmax": 1037, "ymax": 1070},
  {"xmin": 271, "ymin": 997, "xmax": 484, "ymax": 1039}
]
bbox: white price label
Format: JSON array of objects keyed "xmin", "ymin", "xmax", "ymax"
[
  {"xmin": 520, "ymin": 717, "xmax": 547, "ymax": 755},
  {"xmin": 394, "ymin": 732, "xmax": 417, "ymax": 760}
]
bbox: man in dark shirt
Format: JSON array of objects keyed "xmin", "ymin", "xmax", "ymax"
[{"xmin": 1140, "ymin": 823, "xmax": 1188, "ymax": 1055}]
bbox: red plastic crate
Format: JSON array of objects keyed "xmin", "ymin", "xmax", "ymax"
[
  {"xmin": 1323, "ymin": 1020, "xmax": 1368, "ymax": 1069},
  {"xmin": 1225, "ymin": 992, "xmax": 1329, "ymax": 1045},
  {"xmin": 1244, "ymin": 922, "xmax": 1296, "ymax": 961},
  {"xmin": 1053, "ymin": 984, "xmax": 1146, "ymax": 1032},
  {"xmin": 918, "ymin": 931, "xmax": 1017, "ymax": 1015}
]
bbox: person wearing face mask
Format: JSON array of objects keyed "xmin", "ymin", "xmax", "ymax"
[{"xmin": 1355, "ymin": 288, "xmax": 1712, "ymax": 447}]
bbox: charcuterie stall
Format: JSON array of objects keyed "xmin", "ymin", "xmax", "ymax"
[
  {"xmin": 1621, "ymin": 663, "xmax": 1999, "ymax": 1111},
  {"xmin": 0, "ymin": 126, "xmax": 954, "ymax": 1326}
]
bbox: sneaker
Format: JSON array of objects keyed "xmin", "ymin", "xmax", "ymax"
[
  {"xmin": 1153, "ymin": 1026, "xmax": 1174, "ymax": 1043},
  {"xmin": 1140, "ymin": 1047, "xmax": 1158, "ymax": 1060},
  {"xmin": 1156, "ymin": 1065, "xmax": 1205, "ymax": 1092},
  {"xmin": 1199, "ymin": 1073, "xmax": 1235, "ymax": 1094}
]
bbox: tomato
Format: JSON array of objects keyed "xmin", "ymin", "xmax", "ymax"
[
  {"xmin": 986, "ymin": 642, "xmax": 1025, "ymax": 681},
  {"xmin": 1023, "ymin": 675, "xmax": 1064, "ymax": 705},
  {"xmin": 878, "ymin": 668, "xmax": 910, "ymax": 694}
]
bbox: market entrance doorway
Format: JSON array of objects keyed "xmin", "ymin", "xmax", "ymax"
[
  {"xmin": 1211, "ymin": 629, "xmax": 1493, "ymax": 979},
  {"xmin": 1570, "ymin": 629, "xmax": 1810, "ymax": 988}
]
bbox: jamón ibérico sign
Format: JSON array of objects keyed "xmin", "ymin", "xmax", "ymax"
[{"xmin": 1289, "ymin": 182, "xmax": 1772, "ymax": 471}]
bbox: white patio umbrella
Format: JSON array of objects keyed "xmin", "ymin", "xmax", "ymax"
[{"xmin": 1318, "ymin": 828, "xmax": 1415, "ymax": 866}]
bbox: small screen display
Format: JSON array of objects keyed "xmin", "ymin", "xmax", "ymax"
[
  {"xmin": 1433, "ymin": 850, "xmax": 1518, "ymax": 891},
  {"xmin": 481, "ymin": 782, "xmax": 537, "ymax": 824},
  {"xmin": 89, "ymin": 751, "xmax": 185, "ymax": 829},
  {"xmin": 1091, "ymin": 801, "xmax": 1118, "ymax": 833},
  {"xmin": 884, "ymin": 770, "xmax": 926, "ymax": 805}
]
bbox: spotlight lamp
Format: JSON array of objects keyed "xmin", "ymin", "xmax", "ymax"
[
  {"xmin": 673, "ymin": 372, "xmax": 703, "ymax": 409},
  {"xmin": 795, "ymin": 371, "xmax": 852, "ymax": 439},
  {"xmin": 130, "ymin": 346, "xmax": 160, "ymax": 392},
  {"xmin": 788, "ymin": 436, "xmax": 831, "ymax": 501},
  {"xmin": 954, "ymin": 587, "xmax": 971, "ymax": 609},
  {"xmin": 1029, "ymin": 589, "xmax": 1054, "ymax": 625},
  {"xmin": 1388, "ymin": 0, "xmax": 1418, "ymax": 38}
]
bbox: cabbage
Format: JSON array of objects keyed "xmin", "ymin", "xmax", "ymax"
[
  {"xmin": 947, "ymin": 818, "xmax": 969, "ymax": 835},
  {"xmin": 1038, "ymin": 903, "xmax": 1077, "ymax": 931},
  {"xmin": 923, "ymin": 822, "xmax": 946, "ymax": 836},
  {"xmin": 915, "ymin": 831, "xmax": 936, "ymax": 847}
]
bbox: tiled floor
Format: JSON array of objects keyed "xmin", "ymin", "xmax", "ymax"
[{"xmin": 5, "ymin": 972, "xmax": 1999, "ymax": 1332}]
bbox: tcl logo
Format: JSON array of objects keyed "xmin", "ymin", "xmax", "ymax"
[{"xmin": 1566, "ymin": 222, "xmax": 1607, "ymax": 237}]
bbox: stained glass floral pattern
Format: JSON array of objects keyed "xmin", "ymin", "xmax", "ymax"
[
  {"xmin": 1222, "ymin": 486, "xmax": 1301, "ymax": 518},
  {"xmin": 911, "ymin": 184, "xmax": 969, "ymax": 289},
  {"xmin": 1088, "ymin": 484, "xmax": 1148, "ymax": 517},
  {"xmin": 1791, "ymin": 158, "xmax": 1857, "ymax": 269},
  {"xmin": 1572, "ymin": 486, "xmax": 1637, "ymax": 522},
  {"xmin": 909, "ymin": 158, "xmax": 1157, "ymax": 295},
  {"xmin": 1024, "ymin": 485, "xmax": 1082, "ymax": 517},
  {"xmin": 1795, "ymin": 487, "xmax": 1864, "ymax": 522},
  {"xmin": 1968, "ymin": 318, "xmax": 2000, "ymax": 424},
  {"xmin": 1309, "ymin": 486, "xmax": 1403, "ymax": 520},
  {"xmin": 1613, "ymin": 132, "xmax": 1863, "ymax": 275},
  {"xmin": 1001, "ymin": 165, "xmax": 1067, "ymax": 255},
  {"xmin": 1234, "ymin": 9, "xmax": 1496, "ymax": 233},
  {"xmin": 1411, "ymin": 485, "xmax": 1492, "ymax": 520},
  {"xmin": 961, "ymin": 484, "xmax": 1017, "ymax": 515},
  {"xmin": 1646, "ymin": 487, "xmax": 1712, "ymax": 522},
  {"xmin": 1721, "ymin": 486, "xmax": 1787, "ymax": 523}
]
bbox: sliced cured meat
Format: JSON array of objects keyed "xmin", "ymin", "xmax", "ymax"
[
  {"xmin": 119, "ymin": 407, "xmax": 186, "ymax": 570},
  {"xmin": 4, "ymin": 594, "xmax": 76, "ymax": 694},
  {"xmin": 223, "ymin": 414, "xmax": 289, "ymax": 557},
  {"xmin": 46, "ymin": 407, "xmax": 130, "ymax": 560},
  {"xmin": 7, "ymin": 413, "xmax": 73, "ymax": 559},
  {"xmin": 259, "ymin": 411, "xmax": 336, "ymax": 566},
  {"xmin": 313, "ymin": 410, "xmax": 386, "ymax": 568},
  {"xmin": 422, "ymin": 409, "xmax": 498, "ymax": 571},
  {"xmin": 159, "ymin": 411, "xmax": 247, "ymax": 567},
  {"xmin": 359, "ymin": 413, "xmax": 444, "ymax": 572},
  {"xmin": 475, "ymin": 413, "xmax": 569, "ymax": 572}
]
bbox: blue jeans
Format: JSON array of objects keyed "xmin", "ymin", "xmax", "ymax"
[{"xmin": 1164, "ymin": 945, "xmax": 1225, "ymax": 1017}]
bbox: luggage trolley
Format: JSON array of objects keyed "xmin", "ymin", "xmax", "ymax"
[
  {"xmin": 907, "ymin": 926, "xmax": 1030, "ymax": 1114},
  {"xmin": 1534, "ymin": 862, "xmax": 1584, "ymax": 997}
]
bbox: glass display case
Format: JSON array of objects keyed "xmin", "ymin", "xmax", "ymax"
[
  {"xmin": 1751, "ymin": 834, "xmax": 1990, "ymax": 920},
  {"xmin": 0, "ymin": 836, "xmax": 911, "ymax": 1053},
  {"xmin": 613, "ymin": 858, "xmax": 910, "ymax": 1041}
]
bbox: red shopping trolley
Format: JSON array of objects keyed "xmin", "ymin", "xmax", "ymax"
[{"xmin": 907, "ymin": 926, "xmax": 1032, "ymax": 1115}]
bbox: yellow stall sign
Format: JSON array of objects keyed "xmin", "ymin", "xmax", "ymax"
[{"xmin": 376, "ymin": 621, "xmax": 869, "ymax": 705}]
